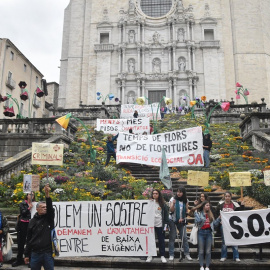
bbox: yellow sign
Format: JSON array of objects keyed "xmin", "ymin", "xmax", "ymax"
[
  {"xmin": 229, "ymin": 172, "xmax": 251, "ymax": 187},
  {"xmin": 187, "ymin": 170, "xmax": 209, "ymax": 186},
  {"xmin": 263, "ymin": 170, "xmax": 270, "ymax": 186},
  {"xmin": 32, "ymin": 143, "xmax": 64, "ymax": 166}
]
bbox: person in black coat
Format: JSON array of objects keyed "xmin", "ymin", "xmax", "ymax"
[
  {"xmin": 12, "ymin": 192, "xmax": 35, "ymax": 267},
  {"xmin": 203, "ymin": 133, "xmax": 212, "ymax": 168},
  {"xmin": 24, "ymin": 184, "xmax": 55, "ymax": 270},
  {"xmin": 133, "ymin": 110, "xmax": 138, "ymax": 118}
]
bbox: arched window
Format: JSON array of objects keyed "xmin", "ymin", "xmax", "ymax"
[{"xmin": 140, "ymin": 0, "xmax": 172, "ymax": 18}]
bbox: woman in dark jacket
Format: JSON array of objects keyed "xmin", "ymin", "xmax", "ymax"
[
  {"xmin": 0, "ymin": 211, "xmax": 9, "ymax": 267},
  {"xmin": 12, "ymin": 192, "xmax": 35, "ymax": 267},
  {"xmin": 146, "ymin": 189, "xmax": 169, "ymax": 263}
]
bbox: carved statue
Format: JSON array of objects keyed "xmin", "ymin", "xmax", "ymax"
[
  {"xmin": 178, "ymin": 28, "xmax": 185, "ymax": 42},
  {"xmin": 128, "ymin": 59, "xmax": 135, "ymax": 73},
  {"xmin": 128, "ymin": 30, "xmax": 135, "ymax": 43},
  {"xmin": 127, "ymin": 93, "xmax": 135, "ymax": 104},
  {"xmin": 178, "ymin": 57, "xmax": 186, "ymax": 71},
  {"xmin": 153, "ymin": 58, "xmax": 161, "ymax": 73},
  {"xmin": 153, "ymin": 31, "xmax": 160, "ymax": 44}
]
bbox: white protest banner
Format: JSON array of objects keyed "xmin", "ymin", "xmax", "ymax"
[
  {"xmin": 263, "ymin": 170, "xmax": 270, "ymax": 186},
  {"xmin": 221, "ymin": 209, "xmax": 270, "ymax": 246},
  {"xmin": 96, "ymin": 118, "xmax": 150, "ymax": 135},
  {"xmin": 120, "ymin": 103, "xmax": 161, "ymax": 120},
  {"xmin": 32, "ymin": 200, "xmax": 156, "ymax": 257},
  {"xmin": 23, "ymin": 175, "xmax": 40, "ymax": 193},
  {"xmin": 32, "ymin": 143, "xmax": 64, "ymax": 166},
  {"xmin": 116, "ymin": 126, "xmax": 204, "ymax": 167}
]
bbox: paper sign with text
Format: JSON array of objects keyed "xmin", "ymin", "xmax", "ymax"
[
  {"xmin": 187, "ymin": 170, "xmax": 209, "ymax": 186},
  {"xmin": 96, "ymin": 118, "xmax": 150, "ymax": 135},
  {"xmin": 120, "ymin": 104, "xmax": 161, "ymax": 120},
  {"xmin": 23, "ymin": 174, "xmax": 40, "ymax": 193},
  {"xmin": 116, "ymin": 126, "xmax": 204, "ymax": 167},
  {"xmin": 229, "ymin": 172, "xmax": 251, "ymax": 187},
  {"xmin": 221, "ymin": 209, "xmax": 270, "ymax": 246},
  {"xmin": 263, "ymin": 170, "xmax": 270, "ymax": 186},
  {"xmin": 32, "ymin": 200, "xmax": 156, "ymax": 257},
  {"xmin": 32, "ymin": 143, "xmax": 64, "ymax": 166}
]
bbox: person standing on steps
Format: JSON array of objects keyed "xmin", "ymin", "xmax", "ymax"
[
  {"xmin": 216, "ymin": 191, "xmax": 245, "ymax": 262},
  {"xmin": 191, "ymin": 201, "xmax": 221, "ymax": 270},
  {"xmin": 12, "ymin": 192, "xmax": 35, "ymax": 267},
  {"xmin": 133, "ymin": 110, "xmax": 138, "ymax": 118},
  {"xmin": 203, "ymin": 132, "xmax": 212, "ymax": 168},
  {"xmin": 168, "ymin": 186, "xmax": 193, "ymax": 261},
  {"xmin": 0, "ymin": 210, "xmax": 9, "ymax": 268},
  {"xmin": 105, "ymin": 133, "xmax": 119, "ymax": 166},
  {"xmin": 24, "ymin": 184, "xmax": 55, "ymax": 270},
  {"xmin": 146, "ymin": 189, "xmax": 169, "ymax": 263}
]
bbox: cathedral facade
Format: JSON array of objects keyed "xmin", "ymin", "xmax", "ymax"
[{"xmin": 58, "ymin": 0, "xmax": 270, "ymax": 109}]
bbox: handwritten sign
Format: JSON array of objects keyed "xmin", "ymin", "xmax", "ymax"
[
  {"xmin": 96, "ymin": 118, "xmax": 150, "ymax": 135},
  {"xmin": 120, "ymin": 104, "xmax": 161, "ymax": 120},
  {"xmin": 187, "ymin": 170, "xmax": 209, "ymax": 186},
  {"xmin": 32, "ymin": 143, "xmax": 64, "ymax": 166},
  {"xmin": 23, "ymin": 175, "xmax": 40, "ymax": 193},
  {"xmin": 116, "ymin": 126, "xmax": 204, "ymax": 167},
  {"xmin": 263, "ymin": 170, "xmax": 270, "ymax": 186},
  {"xmin": 229, "ymin": 172, "xmax": 251, "ymax": 187},
  {"xmin": 32, "ymin": 200, "xmax": 156, "ymax": 257},
  {"xmin": 221, "ymin": 209, "xmax": 270, "ymax": 246}
]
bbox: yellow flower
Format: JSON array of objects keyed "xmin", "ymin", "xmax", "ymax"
[
  {"xmin": 164, "ymin": 97, "xmax": 172, "ymax": 105},
  {"xmin": 136, "ymin": 96, "xmax": 146, "ymax": 105},
  {"xmin": 190, "ymin": 101, "xmax": 196, "ymax": 107},
  {"xmin": 55, "ymin": 113, "xmax": 72, "ymax": 130}
]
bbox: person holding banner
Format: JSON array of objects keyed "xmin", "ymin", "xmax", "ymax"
[
  {"xmin": 105, "ymin": 134, "xmax": 119, "ymax": 166},
  {"xmin": 216, "ymin": 191, "xmax": 244, "ymax": 262},
  {"xmin": 203, "ymin": 133, "xmax": 212, "ymax": 168},
  {"xmin": 12, "ymin": 192, "xmax": 35, "ymax": 267},
  {"xmin": 24, "ymin": 184, "xmax": 55, "ymax": 270},
  {"xmin": 146, "ymin": 189, "xmax": 169, "ymax": 263},
  {"xmin": 168, "ymin": 186, "xmax": 193, "ymax": 261},
  {"xmin": 192, "ymin": 201, "xmax": 221, "ymax": 270}
]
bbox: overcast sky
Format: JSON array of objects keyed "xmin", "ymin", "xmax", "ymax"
[{"xmin": 0, "ymin": 0, "xmax": 70, "ymax": 83}]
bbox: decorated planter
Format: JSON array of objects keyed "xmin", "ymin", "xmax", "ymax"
[{"xmin": 3, "ymin": 106, "xmax": 15, "ymax": 117}]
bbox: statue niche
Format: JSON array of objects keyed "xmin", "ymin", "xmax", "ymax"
[
  {"xmin": 128, "ymin": 30, "xmax": 135, "ymax": 43},
  {"xmin": 152, "ymin": 58, "xmax": 161, "ymax": 73},
  {"xmin": 178, "ymin": 28, "xmax": 185, "ymax": 42},
  {"xmin": 128, "ymin": 58, "xmax": 135, "ymax": 73},
  {"xmin": 178, "ymin": 57, "xmax": 186, "ymax": 72}
]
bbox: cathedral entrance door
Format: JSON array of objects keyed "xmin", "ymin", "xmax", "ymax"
[{"xmin": 148, "ymin": 90, "xmax": 166, "ymax": 106}]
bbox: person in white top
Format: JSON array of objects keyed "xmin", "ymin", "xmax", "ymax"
[{"xmin": 146, "ymin": 189, "xmax": 169, "ymax": 263}]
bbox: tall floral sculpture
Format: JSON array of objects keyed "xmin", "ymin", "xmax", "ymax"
[
  {"xmin": 96, "ymin": 92, "xmax": 119, "ymax": 103},
  {"xmin": 56, "ymin": 113, "xmax": 96, "ymax": 162},
  {"xmin": 136, "ymin": 96, "xmax": 172, "ymax": 134},
  {"xmin": 235, "ymin": 82, "xmax": 249, "ymax": 104}
]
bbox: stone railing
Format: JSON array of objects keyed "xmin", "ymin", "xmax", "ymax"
[
  {"xmin": 239, "ymin": 112, "xmax": 270, "ymax": 152},
  {"xmin": 94, "ymin": 44, "xmax": 114, "ymax": 52},
  {"xmin": 200, "ymin": 40, "xmax": 220, "ymax": 49},
  {"xmin": 0, "ymin": 135, "xmax": 74, "ymax": 182}
]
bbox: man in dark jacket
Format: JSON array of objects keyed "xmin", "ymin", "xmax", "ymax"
[
  {"xmin": 105, "ymin": 133, "xmax": 119, "ymax": 166},
  {"xmin": 24, "ymin": 184, "xmax": 54, "ymax": 270}
]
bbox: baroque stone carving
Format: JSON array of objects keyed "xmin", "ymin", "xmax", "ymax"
[
  {"xmin": 128, "ymin": 58, "xmax": 135, "ymax": 73},
  {"xmin": 128, "ymin": 30, "xmax": 135, "ymax": 43},
  {"xmin": 178, "ymin": 57, "xmax": 186, "ymax": 71},
  {"xmin": 152, "ymin": 58, "xmax": 161, "ymax": 73},
  {"xmin": 178, "ymin": 28, "xmax": 185, "ymax": 42}
]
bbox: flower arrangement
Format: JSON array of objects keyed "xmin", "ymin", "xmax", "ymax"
[
  {"xmin": 96, "ymin": 92, "xmax": 119, "ymax": 103},
  {"xmin": 235, "ymin": 82, "xmax": 249, "ymax": 104}
]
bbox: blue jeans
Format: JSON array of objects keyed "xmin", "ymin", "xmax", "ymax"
[
  {"xmin": 220, "ymin": 225, "xmax": 239, "ymax": 259},
  {"xmin": 155, "ymin": 227, "xmax": 165, "ymax": 256},
  {"xmin": 203, "ymin": 150, "xmax": 210, "ymax": 167},
  {"xmin": 168, "ymin": 220, "xmax": 190, "ymax": 256},
  {"xmin": 30, "ymin": 252, "xmax": 54, "ymax": 270},
  {"xmin": 198, "ymin": 229, "xmax": 212, "ymax": 267}
]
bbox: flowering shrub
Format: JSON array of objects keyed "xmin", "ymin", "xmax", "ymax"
[
  {"xmin": 161, "ymin": 189, "xmax": 173, "ymax": 201},
  {"xmin": 54, "ymin": 175, "xmax": 69, "ymax": 184}
]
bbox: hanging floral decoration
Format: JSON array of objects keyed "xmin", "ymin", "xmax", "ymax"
[{"xmin": 235, "ymin": 82, "xmax": 249, "ymax": 104}]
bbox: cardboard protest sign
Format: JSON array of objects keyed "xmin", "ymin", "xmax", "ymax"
[
  {"xmin": 23, "ymin": 174, "xmax": 40, "ymax": 193},
  {"xmin": 116, "ymin": 126, "xmax": 204, "ymax": 167},
  {"xmin": 187, "ymin": 170, "xmax": 209, "ymax": 186},
  {"xmin": 96, "ymin": 118, "xmax": 150, "ymax": 135},
  {"xmin": 120, "ymin": 103, "xmax": 161, "ymax": 120},
  {"xmin": 31, "ymin": 200, "xmax": 156, "ymax": 257},
  {"xmin": 229, "ymin": 172, "xmax": 251, "ymax": 187},
  {"xmin": 32, "ymin": 143, "xmax": 64, "ymax": 166},
  {"xmin": 221, "ymin": 209, "xmax": 270, "ymax": 246},
  {"xmin": 263, "ymin": 170, "xmax": 270, "ymax": 186}
]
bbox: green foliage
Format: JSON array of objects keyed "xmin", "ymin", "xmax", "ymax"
[{"xmin": 92, "ymin": 163, "xmax": 113, "ymax": 181}]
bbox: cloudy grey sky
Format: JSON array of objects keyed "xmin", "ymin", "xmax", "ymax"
[{"xmin": 0, "ymin": 0, "xmax": 70, "ymax": 83}]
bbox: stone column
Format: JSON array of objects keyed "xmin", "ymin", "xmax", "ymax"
[
  {"xmin": 168, "ymin": 48, "xmax": 171, "ymax": 71},
  {"xmin": 169, "ymin": 80, "xmax": 172, "ymax": 100},
  {"xmin": 188, "ymin": 46, "xmax": 191, "ymax": 70},
  {"xmin": 193, "ymin": 79, "xmax": 197, "ymax": 99},
  {"xmin": 173, "ymin": 46, "xmax": 176, "ymax": 71},
  {"xmin": 142, "ymin": 80, "xmax": 145, "ymax": 97},
  {"xmin": 186, "ymin": 21, "xmax": 190, "ymax": 40},
  {"xmin": 137, "ymin": 47, "xmax": 141, "ymax": 72},
  {"xmin": 192, "ymin": 47, "xmax": 196, "ymax": 71},
  {"xmin": 117, "ymin": 81, "xmax": 121, "ymax": 101},
  {"xmin": 118, "ymin": 48, "xmax": 122, "ymax": 73},
  {"xmin": 142, "ymin": 23, "xmax": 145, "ymax": 42},
  {"xmin": 122, "ymin": 48, "xmax": 126, "ymax": 72},
  {"xmin": 121, "ymin": 80, "xmax": 125, "ymax": 103},
  {"xmin": 167, "ymin": 23, "xmax": 171, "ymax": 41},
  {"xmin": 142, "ymin": 48, "xmax": 145, "ymax": 73},
  {"xmin": 172, "ymin": 22, "xmax": 175, "ymax": 40},
  {"xmin": 173, "ymin": 79, "xmax": 177, "ymax": 106},
  {"xmin": 191, "ymin": 22, "xmax": 194, "ymax": 40},
  {"xmin": 137, "ymin": 79, "xmax": 141, "ymax": 97},
  {"xmin": 137, "ymin": 22, "xmax": 141, "ymax": 42},
  {"xmin": 189, "ymin": 78, "xmax": 193, "ymax": 100},
  {"xmin": 118, "ymin": 24, "xmax": 122, "ymax": 43},
  {"xmin": 123, "ymin": 23, "xmax": 126, "ymax": 43}
]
